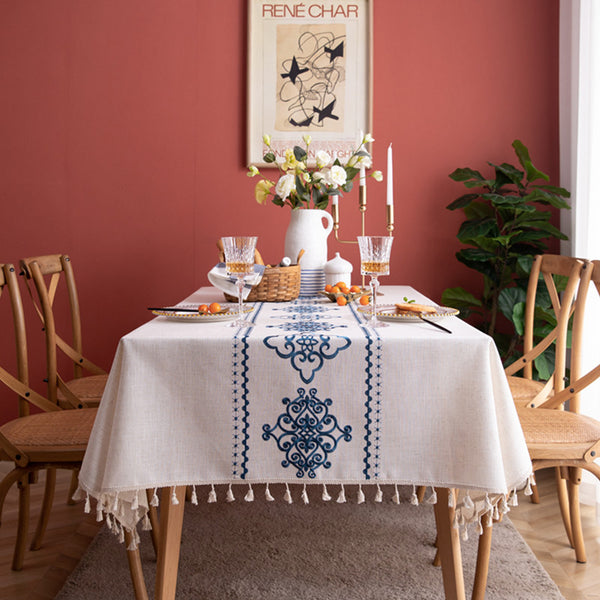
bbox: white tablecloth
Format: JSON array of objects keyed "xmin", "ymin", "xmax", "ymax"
[{"xmin": 78, "ymin": 286, "xmax": 531, "ymax": 538}]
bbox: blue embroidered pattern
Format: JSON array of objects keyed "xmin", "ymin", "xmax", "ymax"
[
  {"xmin": 262, "ymin": 388, "xmax": 352, "ymax": 478},
  {"xmin": 263, "ymin": 334, "xmax": 351, "ymax": 383}
]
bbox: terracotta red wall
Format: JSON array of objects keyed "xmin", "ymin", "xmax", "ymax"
[{"xmin": 0, "ymin": 0, "xmax": 560, "ymax": 423}]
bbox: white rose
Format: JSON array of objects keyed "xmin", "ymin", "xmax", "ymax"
[
  {"xmin": 364, "ymin": 133, "xmax": 375, "ymax": 143},
  {"xmin": 275, "ymin": 173, "xmax": 296, "ymax": 200},
  {"xmin": 316, "ymin": 150, "xmax": 332, "ymax": 168},
  {"xmin": 356, "ymin": 155, "xmax": 372, "ymax": 169},
  {"xmin": 328, "ymin": 165, "xmax": 347, "ymax": 187}
]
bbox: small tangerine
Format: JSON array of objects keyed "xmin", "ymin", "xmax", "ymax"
[
  {"xmin": 359, "ymin": 295, "xmax": 370, "ymax": 306},
  {"xmin": 336, "ymin": 295, "xmax": 347, "ymax": 306},
  {"xmin": 324, "ymin": 284, "xmax": 333, "ymax": 292},
  {"xmin": 198, "ymin": 304, "xmax": 209, "ymax": 313},
  {"xmin": 349, "ymin": 285, "xmax": 361, "ymax": 293},
  {"xmin": 208, "ymin": 302, "xmax": 222, "ymax": 314},
  {"xmin": 331, "ymin": 285, "xmax": 341, "ymax": 294}
]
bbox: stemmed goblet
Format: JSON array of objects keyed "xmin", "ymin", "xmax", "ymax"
[
  {"xmin": 221, "ymin": 236, "xmax": 258, "ymax": 327},
  {"xmin": 357, "ymin": 235, "xmax": 394, "ymax": 328}
]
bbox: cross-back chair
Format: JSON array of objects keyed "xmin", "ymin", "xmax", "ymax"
[
  {"xmin": 504, "ymin": 254, "xmax": 585, "ymax": 409},
  {"xmin": 513, "ymin": 258, "xmax": 600, "ymax": 564},
  {"xmin": 0, "ymin": 262, "xmax": 97, "ymax": 570},
  {"xmin": 0, "ymin": 262, "xmax": 152, "ymax": 599},
  {"xmin": 19, "ymin": 254, "xmax": 108, "ymax": 408}
]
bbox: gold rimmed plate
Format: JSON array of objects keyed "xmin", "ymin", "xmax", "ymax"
[
  {"xmin": 151, "ymin": 303, "xmax": 254, "ymax": 323},
  {"xmin": 357, "ymin": 304, "xmax": 459, "ymax": 322}
]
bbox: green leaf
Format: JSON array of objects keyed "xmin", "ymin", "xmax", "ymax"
[
  {"xmin": 488, "ymin": 162, "xmax": 524, "ymax": 188},
  {"xmin": 449, "ymin": 167, "xmax": 485, "ymax": 183},
  {"xmin": 512, "ymin": 139, "xmax": 550, "ymax": 183},
  {"xmin": 440, "ymin": 287, "xmax": 483, "ymax": 309},
  {"xmin": 457, "ymin": 218, "xmax": 497, "ymax": 242},
  {"xmin": 533, "ymin": 184, "xmax": 571, "ymax": 198},
  {"xmin": 511, "ymin": 301, "xmax": 526, "ymax": 335},
  {"xmin": 498, "ymin": 287, "xmax": 526, "ymax": 322},
  {"xmin": 446, "ymin": 194, "xmax": 479, "ymax": 210},
  {"xmin": 345, "ymin": 166, "xmax": 360, "ymax": 181},
  {"xmin": 534, "ymin": 349, "xmax": 553, "ymax": 381},
  {"xmin": 293, "ymin": 145, "xmax": 307, "ymax": 163}
]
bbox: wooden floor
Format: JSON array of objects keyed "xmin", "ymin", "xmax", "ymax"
[{"xmin": 0, "ymin": 467, "xmax": 599, "ymax": 599}]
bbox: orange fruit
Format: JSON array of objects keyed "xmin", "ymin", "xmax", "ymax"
[
  {"xmin": 335, "ymin": 281, "xmax": 347, "ymax": 289},
  {"xmin": 198, "ymin": 304, "xmax": 209, "ymax": 313},
  {"xmin": 339, "ymin": 285, "xmax": 349, "ymax": 294},
  {"xmin": 349, "ymin": 285, "xmax": 361, "ymax": 293},
  {"xmin": 331, "ymin": 285, "xmax": 341, "ymax": 294},
  {"xmin": 208, "ymin": 302, "xmax": 222, "ymax": 314},
  {"xmin": 359, "ymin": 295, "xmax": 370, "ymax": 306},
  {"xmin": 324, "ymin": 284, "xmax": 333, "ymax": 292},
  {"xmin": 336, "ymin": 295, "xmax": 347, "ymax": 306}
]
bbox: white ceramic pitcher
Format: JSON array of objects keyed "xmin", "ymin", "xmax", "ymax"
[
  {"xmin": 284, "ymin": 209, "xmax": 334, "ymax": 296},
  {"xmin": 284, "ymin": 209, "xmax": 334, "ymax": 269}
]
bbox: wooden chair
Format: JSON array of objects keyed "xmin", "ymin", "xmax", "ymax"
[
  {"xmin": 504, "ymin": 254, "xmax": 585, "ymax": 409},
  {"xmin": 0, "ymin": 263, "xmax": 151, "ymax": 598},
  {"xmin": 19, "ymin": 254, "xmax": 108, "ymax": 408},
  {"xmin": 514, "ymin": 258, "xmax": 600, "ymax": 564}
]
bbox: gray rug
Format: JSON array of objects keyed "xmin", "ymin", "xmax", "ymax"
[{"xmin": 57, "ymin": 485, "xmax": 564, "ymax": 599}]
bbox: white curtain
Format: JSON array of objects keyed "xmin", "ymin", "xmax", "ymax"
[{"xmin": 560, "ymin": 0, "xmax": 600, "ymax": 507}]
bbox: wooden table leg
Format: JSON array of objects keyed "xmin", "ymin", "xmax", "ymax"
[
  {"xmin": 155, "ymin": 486, "xmax": 186, "ymax": 600},
  {"xmin": 433, "ymin": 488, "xmax": 466, "ymax": 600}
]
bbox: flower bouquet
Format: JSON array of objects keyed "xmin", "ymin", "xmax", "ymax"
[{"xmin": 248, "ymin": 133, "xmax": 382, "ymax": 210}]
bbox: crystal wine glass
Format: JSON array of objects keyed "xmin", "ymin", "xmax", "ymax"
[
  {"xmin": 221, "ymin": 236, "xmax": 258, "ymax": 327},
  {"xmin": 357, "ymin": 236, "xmax": 394, "ymax": 328}
]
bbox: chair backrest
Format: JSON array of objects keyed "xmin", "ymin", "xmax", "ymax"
[
  {"xmin": 505, "ymin": 254, "xmax": 585, "ymax": 401},
  {"xmin": 19, "ymin": 255, "xmax": 105, "ymax": 404},
  {"xmin": 0, "ymin": 264, "xmax": 60, "ymax": 417}
]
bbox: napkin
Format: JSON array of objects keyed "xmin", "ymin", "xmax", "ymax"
[{"xmin": 208, "ymin": 263, "xmax": 265, "ymax": 300}]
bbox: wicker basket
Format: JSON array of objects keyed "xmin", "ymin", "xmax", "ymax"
[{"xmin": 218, "ymin": 243, "xmax": 302, "ymax": 302}]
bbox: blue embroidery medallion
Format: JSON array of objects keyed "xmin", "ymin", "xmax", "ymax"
[{"xmin": 263, "ymin": 388, "xmax": 352, "ymax": 478}]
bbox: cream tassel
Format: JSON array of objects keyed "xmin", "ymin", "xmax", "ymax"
[
  {"xmin": 301, "ymin": 484, "xmax": 309, "ymax": 504},
  {"xmin": 357, "ymin": 484, "xmax": 365, "ymax": 504},
  {"xmin": 170, "ymin": 486, "xmax": 179, "ymax": 505},
  {"xmin": 226, "ymin": 483, "xmax": 235, "ymax": 502},
  {"xmin": 131, "ymin": 491, "xmax": 139, "ymax": 511},
  {"xmin": 150, "ymin": 488, "xmax": 159, "ymax": 507},
  {"xmin": 448, "ymin": 490, "xmax": 455, "ymax": 508},
  {"xmin": 322, "ymin": 484, "xmax": 332, "ymax": 501},
  {"xmin": 426, "ymin": 488, "xmax": 437, "ymax": 505},
  {"xmin": 118, "ymin": 523, "xmax": 125, "ymax": 544},
  {"xmin": 112, "ymin": 495, "xmax": 119, "ymax": 512},
  {"xmin": 375, "ymin": 484, "xmax": 383, "ymax": 503},
  {"xmin": 477, "ymin": 517, "xmax": 483, "ymax": 536},
  {"xmin": 284, "ymin": 483, "xmax": 293, "ymax": 504},
  {"xmin": 462, "ymin": 491, "xmax": 474, "ymax": 510},
  {"xmin": 393, "ymin": 484, "xmax": 400, "ymax": 504},
  {"xmin": 84, "ymin": 493, "xmax": 91, "ymax": 514},
  {"xmin": 142, "ymin": 513, "xmax": 152, "ymax": 530},
  {"xmin": 524, "ymin": 476, "xmax": 533, "ymax": 496},
  {"xmin": 190, "ymin": 485, "xmax": 198, "ymax": 505},
  {"xmin": 509, "ymin": 489, "xmax": 518, "ymax": 507},
  {"xmin": 336, "ymin": 484, "xmax": 347, "ymax": 503},
  {"xmin": 265, "ymin": 483, "xmax": 275, "ymax": 502},
  {"xmin": 96, "ymin": 505, "xmax": 104, "ymax": 522},
  {"xmin": 410, "ymin": 485, "xmax": 419, "ymax": 506},
  {"xmin": 208, "ymin": 484, "xmax": 217, "ymax": 503},
  {"xmin": 462, "ymin": 524, "xmax": 469, "ymax": 541},
  {"xmin": 244, "ymin": 484, "xmax": 254, "ymax": 502}
]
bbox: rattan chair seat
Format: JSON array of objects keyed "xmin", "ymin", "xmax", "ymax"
[
  {"xmin": 0, "ymin": 408, "xmax": 97, "ymax": 449},
  {"xmin": 517, "ymin": 406, "xmax": 600, "ymax": 447},
  {"xmin": 507, "ymin": 375, "xmax": 548, "ymax": 405},
  {"xmin": 59, "ymin": 373, "xmax": 108, "ymax": 405}
]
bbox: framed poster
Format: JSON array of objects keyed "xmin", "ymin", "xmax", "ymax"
[{"xmin": 247, "ymin": 0, "xmax": 373, "ymax": 166}]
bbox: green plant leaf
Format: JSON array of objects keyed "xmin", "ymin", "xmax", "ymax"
[
  {"xmin": 512, "ymin": 139, "xmax": 550, "ymax": 183},
  {"xmin": 488, "ymin": 162, "xmax": 525, "ymax": 189},
  {"xmin": 440, "ymin": 287, "xmax": 482, "ymax": 309},
  {"xmin": 446, "ymin": 194, "xmax": 479, "ymax": 210},
  {"xmin": 293, "ymin": 145, "xmax": 307, "ymax": 163},
  {"xmin": 498, "ymin": 287, "xmax": 526, "ymax": 322},
  {"xmin": 457, "ymin": 218, "xmax": 497, "ymax": 242},
  {"xmin": 534, "ymin": 350, "xmax": 553, "ymax": 381},
  {"xmin": 533, "ymin": 184, "xmax": 571, "ymax": 198},
  {"xmin": 511, "ymin": 301, "xmax": 526, "ymax": 335},
  {"xmin": 449, "ymin": 167, "xmax": 485, "ymax": 183}
]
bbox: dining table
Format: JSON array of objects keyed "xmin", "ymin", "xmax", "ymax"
[{"xmin": 77, "ymin": 284, "xmax": 532, "ymax": 600}]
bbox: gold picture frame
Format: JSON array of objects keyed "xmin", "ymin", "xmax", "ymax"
[{"xmin": 247, "ymin": 0, "xmax": 374, "ymax": 167}]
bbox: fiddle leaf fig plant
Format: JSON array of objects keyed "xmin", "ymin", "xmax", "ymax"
[{"xmin": 441, "ymin": 140, "xmax": 571, "ymax": 372}]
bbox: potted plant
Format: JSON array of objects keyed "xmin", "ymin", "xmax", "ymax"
[{"xmin": 441, "ymin": 140, "xmax": 571, "ymax": 376}]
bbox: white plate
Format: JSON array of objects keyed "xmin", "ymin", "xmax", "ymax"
[
  {"xmin": 358, "ymin": 304, "xmax": 459, "ymax": 322},
  {"xmin": 151, "ymin": 303, "xmax": 254, "ymax": 323}
]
